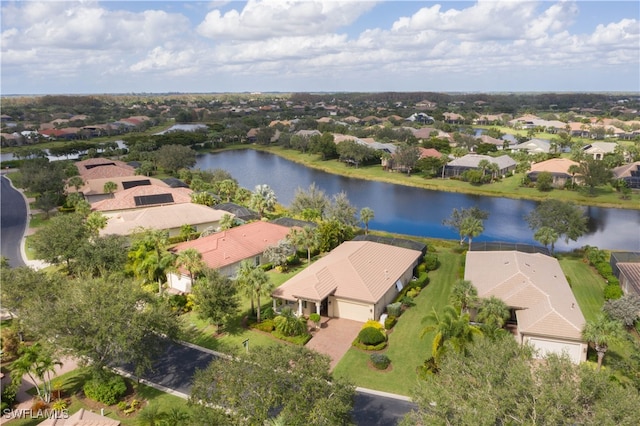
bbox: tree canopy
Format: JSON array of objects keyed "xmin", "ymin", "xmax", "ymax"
[
  {"xmin": 526, "ymin": 199, "xmax": 588, "ymax": 245},
  {"xmin": 189, "ymin": 345, "xmax": 355, "ymax": 425}
]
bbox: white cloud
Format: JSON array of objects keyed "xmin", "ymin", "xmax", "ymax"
[{"xmin": 197, "ymin": 0, "xmax": 376, "ymax": 40}]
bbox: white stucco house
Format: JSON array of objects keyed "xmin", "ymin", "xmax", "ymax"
[
  {"xmin": 272, "ymin": 241, "xmax": 422, "ymax": 322},
  {"xmin": 465, "ymin": 250, "xmax": 588, "ymax": 364}
]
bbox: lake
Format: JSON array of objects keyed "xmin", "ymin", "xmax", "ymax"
[{"xmin": 195, "ymin": 150, "xmax": 640, "ymax": 252}]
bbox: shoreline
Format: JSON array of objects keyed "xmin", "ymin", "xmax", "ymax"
[{"xmin": 214, "ymin": 144, "xmax": 640, "ymax": 211}]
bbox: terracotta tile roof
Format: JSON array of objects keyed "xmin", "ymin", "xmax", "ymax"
[
  {"xmin": 273, "ymin": 241, "xmax": 422, "ymax": 303},
  {"xmin": 76, "ymin": 158, "xmax": 136, "ymax": 180},
  {"xmin": 172, "ymin": 221, "xmax": 292, "ymax": 269},
  {"xmin": 38, "ymin": 408, "xmax": 120, "ymax": 425},
  {"xmin": 101, "ymin": 204, "xmax": 230, "ymax": 236},
  {"xmin": 418, "ymin": 147, "xmax": 443, "ymax": 159},
  {"xmin": 91, "ymin": 185, "xmax": 193, "ymax": 212},
  {"xmin": 529, "ymin": 158, "xmax": 579, "ymax": 175},
  {"xmin": 465, "ymin": 251, "xmax": 585, "ymax": 341}
]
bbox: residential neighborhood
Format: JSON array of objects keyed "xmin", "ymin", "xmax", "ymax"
[{"xmin": 1, "ymin": 91, "xmax": 640, "ymax": 425}]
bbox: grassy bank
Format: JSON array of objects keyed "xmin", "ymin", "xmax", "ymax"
[{"xmin": 241, "ymin": 144, "xmax": 639, "ymax": 210}]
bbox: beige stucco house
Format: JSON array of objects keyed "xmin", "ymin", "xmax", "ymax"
[
  {"xmin": 527, "ymin": 158, "xmax": 581, "ymax": 187},
  {"xmin": 272, "ymin": 241, "xmax": 422, "ymax": 323},
  {"xmin": 167, "ymin": 221, "xmax": 292, "ymax": 293},
  {"xmin": 465, "ymin": 251, "xmax": 588, "ymax": 364},
  {"xmin": 68, "ymin": 176, "xmax": 171, "ymax": 203}
]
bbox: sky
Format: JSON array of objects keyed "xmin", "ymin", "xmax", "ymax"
[{"xmin": 1, "ymin": 0, "xmax": 639, "ymax": 95}]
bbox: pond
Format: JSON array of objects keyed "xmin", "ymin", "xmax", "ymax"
[{"xmin": 195, "ymin": 150, "xmax": 640, "ymax": 252}]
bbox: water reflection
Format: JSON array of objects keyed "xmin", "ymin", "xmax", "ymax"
[{"xmin": 191, "ymin": 150, "xmax": 639, "ymax": 251}]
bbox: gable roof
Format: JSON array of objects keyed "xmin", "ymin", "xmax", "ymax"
[
  {"xmin": 465, "ymin": 251, "xmax": 585, "ymax": 340},
  {"xmin": 100, "ymin": 203, "xmax": 230, "ymax": 236},
  {"xmin": 273, "ymin": 241, "xmax": 422, "ymax": 304},
  {"xmin": 511, "ymin": 138, "xmax": 551, "ymax": 153},
  {"xmin": 91, "ymin": 185, "xmax": 193, "ymax": 212},
  {"xmin": 171, "ymin": 221, "xmax": 292, "ymax": 269},
  {"xmin": 612, "ymin": 161, "xmax": 640, "ymax": 179}
]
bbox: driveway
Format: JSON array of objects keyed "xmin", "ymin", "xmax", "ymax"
[{"xmin": 305, "ymin": 317, "xmax": 364, "ymax": 371}]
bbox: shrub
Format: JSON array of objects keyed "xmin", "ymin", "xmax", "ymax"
[
  {"xmin": 416, "ymin": 263, "xmax": 426, "ymax": 274},
  {"xmin": 51, "ymin": 399, "xmax": 68, "ymax": 411},
  {"xmin": 274, "ymin": 310, "xmax": 307, "ymax": 337},
  {"xmin": 400, "ymin": 295, "xmax": 416, "ymax": 308},
  {"xmin": 83, "ymin": 374, "xmax": 127, "ymax": 405},
  {"xmin": 261, "ymin": 307, "xmax": 275, "ymax": 320},
  {"xmin": 370, "ymin": 353, "xmax": 391, "ymax": 370},
  {"xmin": 272, "ymin": 330, "xmax": 312, "ymax": 345},
  {"xmin": 387, "ymin": 302, "xmax": 402, "ymax": 317},
  {"xmin": 309, "ymin": 313, "xmax": 321, "ymax": 325},
  {"xmin": 260, "ymin": 263, "xmax": 273, "ymax": 271},
  {"xmin": 286, "ymin": 254, "xmax": 300, "ymax": 266},
  {"xmin": 167, "ymin": 294, "xmax": 189, "ymax": 313},
  {"xmin": 251, "ymin": 318, "xmax": 275, "ymax": 332},
  {"xmin": 384, "ymin": 315, "xmax": 397, "ymax": 330},
  {"xmin": 363, "ymin": 320, "xmax": 384, "ymax": 331},
  {"xmin": 407, "ymin": 288, "xmax": 420, "ymax": 298},
  {"xmin": 424, "ymin": 253, "xmax": 439, "ymax": 271},
  {"xmin": 603, "ymin": 284, "xmax": 623, "ymax": 301},
  {"xmin": 358, "ymin": 327, "xmax": 386, "ymax": 346}
]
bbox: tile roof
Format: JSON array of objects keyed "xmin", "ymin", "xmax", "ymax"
[
  {"xmin": 618, "ymin": 262, "xmax": 640, "ymax": 296},
  {"xmin": 91, "ymin": 185, "xmax": 192, "ymax": 212},
  {"xmin": 71, "ymin": 176, "xmax": 169, "ymax": 195},
  {"xmin": 465, "ymin": 251, "xmax": 585, "ymax": 341},
  {"xmin": 75, "ymin": 158, "xmax": 136, "ymax": 180},
  {"xmin": 101, "ymin": 204, "xmax": 230, "ymax": 236},
  {"xmin": 447, "ymin": 154, "xmax": 516, "ymax": 169},
  {"xmin": 612, "ymin": 161, "xmax": 640, "ymax": 179},
  {"xmin": 273, "ymin": 241, "xmax": 422, "ymax": 304},
  {"xmin": 38, "ymin": 408, "xmax": 120, "ymax": 425},
  {"xmin": 528, "ymin": 158, "xmax": 579, "ymax": 175},
  {"xmin": 172, "ymin": 221, "xmax": 292, "ymax": 269}
]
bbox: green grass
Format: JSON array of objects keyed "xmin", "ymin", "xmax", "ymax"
[
  {"xmin": 5, "ymin": 368, "xmax": 191, "ymax": 426},
  {"xmin": 558, "ymin": 255, "xmax": 606, "ymax": 321},
  {"xmin": 332, "ymin": 249, "xmax": 462, "ymax": 395}
]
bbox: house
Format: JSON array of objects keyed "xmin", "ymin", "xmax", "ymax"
[
  {"xmin": 443, "ymin": 112, "xmax": 465, "ymax": 124},
  {"xmin": 100, "ymin": 203, "xmax": 230, "ymax": 237},
  {"xmin": 610, "ymin": 252, "xmax": 640, "ymax": 296},
  {"xmin": 68, "ymin": 176, "xmax": 171, "ymax": 203},
  {"xmin": 75, "ymin": 158, "xmax": 136, "ymax": 180},
  {"xmin": 91, "ymin": 185, "xmax": 193, "ymax": 213},
  {"xmin": 38, "ymin": 408, "xmax": 120, "ymax": 426},
  {"xmin": 272, "ymin": 241, "xmax": 422, "ymax": 322},
  {"xmin": 612, "ymin": 161, "xmax": 640, "ymax": 189},
  {"xmin": 527, "ymin": 158, "xmax": 580, "ymax": 187},
  {"xmin": 582, "ymin": 142, "xmax": 617, "ymax": 160},
  {"xmin": 465, "ymin": 251, "xmax": 587, "ymax": 364},
  {"xmin": 511, "ymin": 138, "xmax": 551, "ymax": 154},
  {"xmin": 213, "ymin": 202, "xmax": 260, "ymax": 223},
  {"xmin": 167, "ymin": 221, "xmax": 292, "ymax": 292},
  {"xmin": 443, "ymin": 154, "xmax": 516, "ymax": 178}
]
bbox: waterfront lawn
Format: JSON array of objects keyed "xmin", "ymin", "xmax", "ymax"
[
  {"xmin": 332, "ymin": 249, "xmax": 462, "ymax": 396},
  {"xmin": 6, "ymin": 367, "xmax": 190, "ymax": 426},
  {"xmin": 558, "ymin": 254, "xmax": 606, "ymax": 322}
]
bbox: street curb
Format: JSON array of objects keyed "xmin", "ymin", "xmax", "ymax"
[
  {"xmin": 112, "ymin": 368, "xmax": 189, "ymax": 400},
  {"xmin": 355, "ymin": 387, "xmax": 413, "ymax": 402}
]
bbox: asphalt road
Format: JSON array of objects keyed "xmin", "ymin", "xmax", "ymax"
[
  {"xmin": 123, "ymin": 340, "xmax": 416, "ymax": 426},
  {"xmin": 0, "ymin": 175, "xmax": 27, "ymax": 268}
]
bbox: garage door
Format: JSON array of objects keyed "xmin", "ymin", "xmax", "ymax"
[
  {"xmin": 526, "ymin": 337, "xmax": 582, "ymax": 364},
  {"xmin": 332, "ymin": 299, "xmax": 372, "ymax": 322}
]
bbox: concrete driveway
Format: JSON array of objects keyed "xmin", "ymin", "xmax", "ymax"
[{"xmin": 305, "ymin": 317, "xmax": 364, "ymax": 371}]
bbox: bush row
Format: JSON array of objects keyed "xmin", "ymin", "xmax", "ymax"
[{"xmin": 83, "ymin": 374, "xmax": 127, "ymax": 406}]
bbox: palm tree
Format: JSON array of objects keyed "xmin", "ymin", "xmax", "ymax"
[
  {"xmin": 476, "ymin": 296, "xmax": 510, "ymax": 338},
  {"xmin": 249, "ymin": 184, "xmax": 277, "ymax": 218},
  {"xmin": 10, "ymin": 343, "xmax": 61, "ymax": 403},
  {"xmin": 534, "ymin": 226, "xmax": 559, "ymax": 254},
  {"xmin": 359, "ymin": 207, "xmax": 375, "ymax": 235},
  {"xmin": 250, "ymin": 267, "xmax": 273, "ymax": 324},
  {"xmin": 582, "ymin": 314, "xmax": 624, "ymax": 370},
  {"xmin": 175, "ymin": 248, "xmax": 205, "ymax": 288},
  {"xmin": 103, "ymin": 181, "xmax": 117, "ymax": 195},
  {"xmin": 449, "ymin": 279, "xmax": 478, "ymax": 314},
  {"xmin": 137, "ymin": 404, "xmax": 164, "ymax": 426},
  {"xmin": 288, "ymin": 226, "xmax": 319, "ymax": 264},
  {"xmin": 67, "ymin": 176, "xmax": 84, "ymax": 192},
  {"xmin": 236, "ymin": 260, "xmax": 258, "ymax": 315},
  {"xmin": 421, "ymin": 305, "xmax": 482, "ymax": 366},
  {"xmin": 460, "ymin": 216, "xmax": 484, "ymax": 250},
  {"xmin": 128, "ymin": 229, "xmax": 172, "ymax": 294},
  {"xmin": 218, "ymin": 213, "xmax": 235, "ymax": 230}
]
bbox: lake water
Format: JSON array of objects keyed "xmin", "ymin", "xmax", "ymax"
[{"xmin": 195, "ymin": 150, "xmax": 640, "ymax": 252}]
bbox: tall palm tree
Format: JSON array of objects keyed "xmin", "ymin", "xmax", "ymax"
[
  {"xmin": 10, "ymin": 343, "xmax": 62, "ymax": 403},
  {"xmin": 534, "ymin": 226, "xmax": 559, "ymax": 254},
  {"xmin": 582, "ymin": 314, "xmax": 624, "ymax": 370},
  {"xmin": 249, "ymin": 184, "xmax": 277, "ymax": 218},
  {"xmin": 175, "ymin": 248, "xmax": 205, "ymax": 288},
  {"xmin": 236, "ymin": 260, "xmax": 258, "ymax": 314},
  {"xmin": 250, "ymin": 267, "xmax": 273, "ymax": 324},
  {"xmin": 359, "ymin": 207, "xmax": 375, "ymax": 235},
  {"xmin": 129, "ymin": 229, "xmax": 172, "ymax": 294},
  {"xmin": 288, "ymin": 226, "xmax": 319, "ymax": 264},
  {"xmin": 460, "ymin": 216, "xmax": 484, "ymax": 250},
  {"xmin": 449, "ymin": 279, "xmax": 478, "ymax": 314}
]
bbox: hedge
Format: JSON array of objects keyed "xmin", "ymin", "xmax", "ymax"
[
  {"xmin": 384, "ymin": 315, "xmax": 397, "ymax": 330},
  {"xmin": 271, "ymin": 330, "xmax": 312, "ymax": 345}
]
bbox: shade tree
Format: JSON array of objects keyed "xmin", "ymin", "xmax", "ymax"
[
  {"xmin": 192, "ymin": 269, "xmax": 240, "ymax": 333},
  {"xmin": 526, "ymin": 199, "xmax": 587, "ymax": 247},
  {"xmin": 443, "ymin": 207, "xmax": 489, "ymax": 246}
]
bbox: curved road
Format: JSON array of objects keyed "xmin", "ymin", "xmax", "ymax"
[
  {"xmin": 120, "ymin": 340, "xmax": 416, "ymax": 426},
  {"xmin": 0, "ymin": 175, "xmax": 27, "ymax": 268}
]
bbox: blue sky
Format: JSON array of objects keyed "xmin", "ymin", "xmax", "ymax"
[{"xmin": 1, "ymin": 1, "xmax": 639, "ymax": 95}]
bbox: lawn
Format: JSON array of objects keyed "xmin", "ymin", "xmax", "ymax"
[
  {"xmin": 332, "ymin": 249, "xmax": 462, "ymax": 396},
  {"xmin": 558, "ymin": 254, "xmax": 606, "ymax": 321},
  {"xmin": 5, "ymin": 367, "xmax": 191, "ymax": 426}
]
